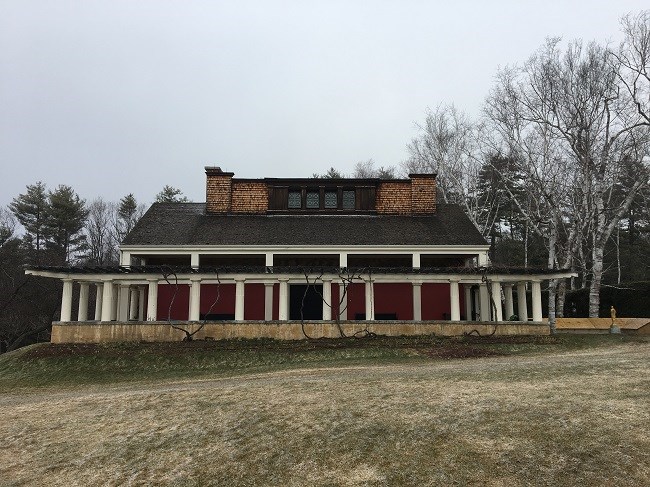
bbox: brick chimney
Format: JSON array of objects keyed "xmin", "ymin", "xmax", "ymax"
[
  {"xmin": 205, "ymin": 166, "xmax": 234, "ymax": 213},
  {"xmin": 409, "ymin": 173, "xmax": 437, "ymax": 214}
]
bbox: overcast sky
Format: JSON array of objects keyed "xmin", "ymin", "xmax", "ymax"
[{"xmin": 0, "ymin": 0, "xmax": 646, "ymax": 207}]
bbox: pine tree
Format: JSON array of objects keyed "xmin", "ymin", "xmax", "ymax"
[
  {"xmin": 155, "ymin": 185, "xmax": 189, "ymax": 203},
  {"xmin": 43, "ymin": 185, "xmax": 89, "ymax": 263},
  {"xmin": 9, "ymin": 182, "xmax": 48, "ymax": 253},
  {"xmin": 114, "ymin": 193, "xmax": 145, "ymax": 244}
]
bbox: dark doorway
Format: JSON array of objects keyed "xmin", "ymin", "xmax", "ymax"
[{"xmin": 290, "ymin": 284, "xmax": 323, "ymax": 320}]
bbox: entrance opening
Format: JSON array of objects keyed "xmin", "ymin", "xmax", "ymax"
[{"xmin": 290, "ymin": 284, "xmax": 323, "ymax": 320}]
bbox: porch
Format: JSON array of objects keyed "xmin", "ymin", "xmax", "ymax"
[{"xmin": 26, "ymin": 265, "xmax": 575, "ymax": 342}]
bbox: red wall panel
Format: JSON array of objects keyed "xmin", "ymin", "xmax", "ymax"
[
  {"xmin": 245, "ymin": 283, "xmax": 265, "ymax": 320},
  {"xmin": 331, "ymin": 282, "xmax": 340, "ymax": 319},
  {"xmin": 421, "ymin": 283, "xmax": 450, "ymax": 320},
  {"xmin": 346, "ymin": 283, "xmax": 365, "ymax": 319},
  {"xmin": 157, "ymin": 283, "xmax": 190, "ymax": 320},
  {"xmin": 374, "ymin": 283, "xmax": 413, "ymax": 320},
  {"xmin": 199, "ymin": 283, "xmax": 235, "ymax": 317}
]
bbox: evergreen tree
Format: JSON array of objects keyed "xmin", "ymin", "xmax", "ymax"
[
  {"xmin": 113, "ymin": 193, "xmax": 145, "ymax": 245},
  {"xmin": 9, "ymin": 182, "xmax": 48, "ymax": 253},
  {"xmin": 155, "ymin": 185, "xmax": 189, "ymax": 203},
  {"xmin": 43, "ymin": 185, "xmax": 88, "ymax": 263},
  {"xmin": 117, "ymin": 194, "xmax": 144, "ymax": 234}
]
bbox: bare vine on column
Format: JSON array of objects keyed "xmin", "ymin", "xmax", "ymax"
[
  {"xmin": 465, "ymin": 270, "xmax": 499, "ymax": 337},
  {"xmin": 161, "ymin": 265, "xmax": 222, "ymax": 342},
  {"xmin": 300, "ymin": 267, "xmax": 376, "ymax": 339}
]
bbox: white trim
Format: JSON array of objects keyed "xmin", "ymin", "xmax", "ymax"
[
  {"xmin": 25, "ymin": 269, "xmax": 577, "ymax": 283},
  {"xmin": 119, "ymin": 244, "xmax": 490, "ymax": 254}
]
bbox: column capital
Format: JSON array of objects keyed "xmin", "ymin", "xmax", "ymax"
[
  {"xmin": 190, "ymin": 276, "xmax": 202, "ymax": 282},
  {"xmin": 412, "ymin": 280, "xmax": 423, "ymax": 286}
]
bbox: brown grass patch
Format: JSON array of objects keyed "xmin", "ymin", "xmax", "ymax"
[{"xmin": 1, "ymin": 341, "xmax": 649, "ymax": 486}]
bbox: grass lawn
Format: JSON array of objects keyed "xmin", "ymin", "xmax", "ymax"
[{"xmin": 1, "ymin": 334, "xmax": 648, "ymax": 486}]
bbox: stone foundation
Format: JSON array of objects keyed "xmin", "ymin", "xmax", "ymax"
[{"xmin": 51, "ymin": 320, "xmax": 550, "ymax": 343}]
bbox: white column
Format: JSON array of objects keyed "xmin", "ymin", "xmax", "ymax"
[
  {"xmin": 504, "ymin": 284, "xmax": 514, "ymax": 320},
  {"xmin": 101, "ymin": 280, "xmax": 114, "ymax": 321},
  {"xmin": 147, "ymin": 279, "xmax": 158, "ymax": 321},
  {"xmin": 111, "ymin": 283, "xmax": 118, "ymax": 320},
  {"xmin": 338, "ymin": 282, "xmax": 348, "ymax": 320},
  {"xmin": 60, "ymin": 279, "xmax": 73, "ymax": 322},
  {"xmin": 413, "ymin": 282, "xmax": 422, "ymax": 321},
  {"xmin": 278, "ymin": 279, "xmax": 289, "ymax": 320},
  {"xmin": 479, "ymin": 283, "xmax": 490, "ymax": 322},
  {"xmin": 364, "ymin": 280, "xmax": 374, "ymax": 320},
  {"xmin": 491, "ymin": 280, "xmax": 503, "ymax": 322},
  {"xmin": 517, "ymin": 282, "xmax": 528, "ymax": 322},
  {"xmin": 78, "ymin": 282, "xmax": 89, "ymax": 321},
  {"xmin": 129, "ymin": 287, "xmax": 138, "ymax": 320},
  {"xmin": 473, "ymin": 287, "xmax": 480, "ymax": 321},
  {"xmin": 450, "ymin": 279, "xmax": 460, "ymax": 321},
  {"xmin": 190, "ymin": 252, "xmax": 200, "ymax": 269},
  {"xmin": 412, "ymin": 253, "xmax": 421, "ymax": 269},
  {"xmin": 464, "ymin": 285, "xmax": 472, "ymax": 321},
  {"xmin": 478, "ymin": 252, "xmax": 488, "ymax": 266},
  {"xmin": 264, "ymin": 283, "xmax": 274, "ymax": 320},
  {"xmin": 531, "ymin": 280, "xmax": 543, "ymax": 322},
  {"xmin": 339, "ymin": 253, "xmax": 348, "ymax": 268},
  {"xmin": 265, "ymin": 253, "xmax": 273, "ymax": 267},
  {"xmin": 118, "ymin": 284, "xmax": 130, "ymax": 321},
  {"xmin": 137, "ymin": 286, "xmax": 145, "ymax": 321},
  {"xmin": 189, "ymin": 278, "xmax": 201, "ymax": 321},
  {"xmin": 322, "ymin": 279, "xmax": 332, "ymax": 320},
  {"xmin": 94, "ymin": 283, "xmax": 103, "ymax": 320},
  {"xmin": 120, "ymin": 251, "xmax": 131, "ymax": 267},
  {"xmin": 235, "ymin": 279, "xmax": 245, "ymax": 321}
]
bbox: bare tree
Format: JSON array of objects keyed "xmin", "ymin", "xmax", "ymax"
[
  {"xmin": 0, "ymin": 207, "xmax": 16, "ymax": 248},
  {"xmin": 353, "ymin": 159, "xmax": 397, "ymax": 179},
  {"xmin": 84, "ymin": 198, "xmax": 118, "ymax": 265},
  {"xmin": 485, "ymin": 37, "xmax": 650, "ymax": 317},
  {"xmin": 404, "ymin": 104, "xmax": 502, "ymax": 237},
  {"xmin": 616, "ymin": 11, "xmax": 650, "ymax": 125}
]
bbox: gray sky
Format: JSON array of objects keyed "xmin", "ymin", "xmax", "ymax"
[{"xmin": 1, "ymin": 0, "xmax": 646, "ymax": 207}]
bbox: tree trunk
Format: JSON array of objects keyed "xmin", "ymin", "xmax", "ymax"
[
  {"xmin": 589, "ymin": 245, "xmax": 604, "ymax": 317},
  {"xmin": 548, "ymin": 279, "xmax": 557, "ymax": 333},
  {"xmin": 556, "ymin": 279, "xmax": 567, "ymax": 318}
]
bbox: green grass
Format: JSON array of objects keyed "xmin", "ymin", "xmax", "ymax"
[
  {"xmin": 1, "ymin": 335, "xmax": 649, "ymax": 486},
  {"xmin": 0, "ymin": 334, "xmax": 645, "ymax": 390}
]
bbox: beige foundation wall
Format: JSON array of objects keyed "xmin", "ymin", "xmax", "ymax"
[{"xmin": 51, "ymin": 321, "xmax": 550, "ymax": 343}]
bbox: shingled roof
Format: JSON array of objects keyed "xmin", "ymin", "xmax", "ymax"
[{"xmin": 121, "ymin": 203, "xmax": 488, "ymax": 247}]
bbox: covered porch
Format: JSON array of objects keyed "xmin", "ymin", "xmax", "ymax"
[{"xmin": 27, "ymin": 265, "xmax": 574, "ymax": 342}]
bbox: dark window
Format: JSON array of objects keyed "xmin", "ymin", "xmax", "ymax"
[
  {"xmin": 342, "ymin": 190, "xmax": 355, "ymax": 210},
  {"xmin": 269, "ymin": 184, "xmax": 373, "ymax": 212},
  {"xmin": 288, "ymin": 191, "xmax": 301, "ymax": 209},
  {"xmin": 306, "ymin": 191, "xmax": 319, "ymax": 209},
  {"xmin": 324, "ymin": 191, "xmax": 337, "ymax": 208}
]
